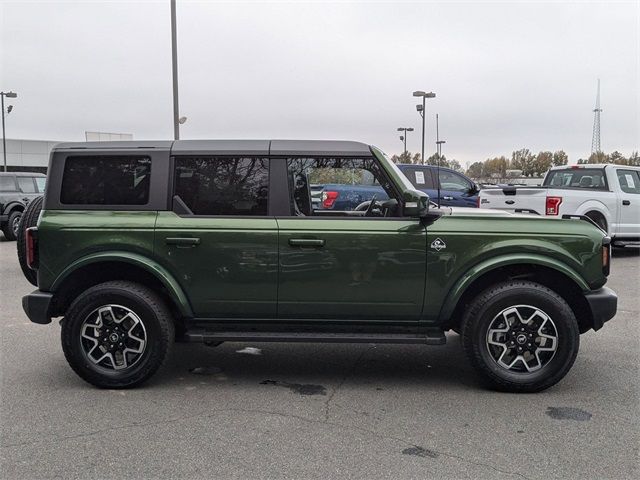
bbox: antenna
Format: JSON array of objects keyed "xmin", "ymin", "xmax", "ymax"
[{"xmin": 591, "ymin": 79, "xmax": 602, "ymax": 153}]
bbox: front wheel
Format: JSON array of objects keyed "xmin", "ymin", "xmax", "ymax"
[
  {"xmin": 461, "ymin": 281, "xmax": 579, "ymax": 393},
  {"xmin": 2, "ymin": 210, "xmax": 22, "ymax": 241},
  {"xmin": 61, "ymin": 281, "xmax": 174, "ymax": 388}
]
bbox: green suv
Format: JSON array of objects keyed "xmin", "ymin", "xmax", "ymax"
[{"xmin": 21, "ymin": 140, "xmax": 617, "ymax": 392}]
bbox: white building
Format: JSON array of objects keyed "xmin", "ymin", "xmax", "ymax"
[{"xmin": 0, "ymin": 138, "xmax": 61, "ymax": 172}]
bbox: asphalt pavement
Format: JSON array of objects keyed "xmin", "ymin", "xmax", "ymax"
[{"xmin": 1, "ymin": 237, "xmax": 638, "ymax": 479}]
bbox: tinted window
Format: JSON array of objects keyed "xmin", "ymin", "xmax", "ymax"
[
  {"xmin": 439, "ymin": 171, "xmax": 471, "ymax": 192},
  {"xmin": 174, "ymin": 157, "xmax": 269, "ymax": 216},
  {"xmin": 617, "ymin": 169, "xmax": 640, "ymax": 194},
  {"xmin": 544, "ymin": 168, "xmax": 607, "ymax": 190},
  {"xmin": 35, "ymin": 177, "xmax": 46, "ymax": 193},
  {"xmin": 403, "ymin": 168, "xmax": 436, "ymax": 189},
  {"xmin": 0, "ymin": 176, "xmax": 16, "ymax": 192},
  {"xmin": 17, "ymin": 177, "xmax": 36, "ymax": 193},
  {"xmin": 61, "ymin": 156, "xmax": 151, "ymax": 205}
]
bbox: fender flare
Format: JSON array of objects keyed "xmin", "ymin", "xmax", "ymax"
[
  {"xmin": 51, "ymin": 251, "xmax": 194, "ymax": 318},
  {"xmin": 3, "ymin": 201, "xmax": 26, "ymax": 214},
  {"xmin": 438, "ymin": 253, "xmax": 590, "ymax": 322}
]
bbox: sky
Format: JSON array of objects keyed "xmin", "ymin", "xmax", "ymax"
[{"xmin": 1, "ymin": 0, "xmax": 638, "ymax": 167}]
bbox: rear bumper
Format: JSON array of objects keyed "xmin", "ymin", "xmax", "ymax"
[
  {"xmin": 585, "ymin": 287, "xmax": 617, "ymax": 331},
  {"xmin": 22, "ymin": 290, "xmax": 53, "ymax": 324}
]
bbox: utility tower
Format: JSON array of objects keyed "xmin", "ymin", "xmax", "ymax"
[{"xmin": 591, "ymin": 79, "xmax": 602, "ymax": 153}]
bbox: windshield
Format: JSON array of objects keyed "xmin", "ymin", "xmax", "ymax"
[{"xmin": 370, "ymin": 146, "xmax": 415, "ymax": 191}]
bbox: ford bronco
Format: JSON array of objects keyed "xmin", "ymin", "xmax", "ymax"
[{"xmin": 21, "ymin": 140, "xmax": 617, "ymax": 392}]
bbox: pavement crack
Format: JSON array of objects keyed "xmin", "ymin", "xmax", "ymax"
[{"xmin": 323, "ymin": 345, "xmax": 372, "ymax": 423}]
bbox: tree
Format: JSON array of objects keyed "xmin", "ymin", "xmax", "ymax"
[
  {"xmin": 448, "ymin": 158, "xmax": 463, "ymax": 172},
  {"xmin": 552, "ymin": 150, "xmax": 568, "ymax": 167},
  {"xmin": 484, "ymin": 156, "xmax": 509, "ymax": 177},
  {"xmin": 466, "ymin": 162, "xmax": 484, "ymax": 179},
  {"xmin": 391, "ymin": 151, "xmax": 414, "ymax": 164},
  {"xmin": 609, "ymin": 151, "xmax": 627, "ymax": 165},
  {"xmin": 588, "ymin": 151, "xmax": 609, "ymax": 164},
  {"xmin": 628, "ymin": 151, "xmax": 640, "ymax": 166},
  {"xmin": 533, "ymin": 151, "xmax": 553, "ymax": 177},
  {"xmin": 511, "ymin": 149, "xmax": 536, "ymax": 176}
]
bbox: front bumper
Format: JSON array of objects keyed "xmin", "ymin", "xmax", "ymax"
[
  {"xmin": 585, "ymin": 287, "xmax": 617, "ymax": 331},
  {"xmin": 22, "ymin": 290, "xmax": 53, "ymax": 324}
]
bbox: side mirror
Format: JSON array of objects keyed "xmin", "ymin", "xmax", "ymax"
[{"xmin": 402, "ymin": 189, "xmax": 430, "ymax": 217}]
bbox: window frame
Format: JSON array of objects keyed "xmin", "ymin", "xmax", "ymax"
[
  {"xmin": 277, "ymin": 155, "xmax": 405, "ymax": 219},
  {"xmin": 170, "ymin": 155, "xmax": 272, "ymax": 218},
  {"xmin": 542, "ymin": 168, "xmax": 610, "ymax": 192}
]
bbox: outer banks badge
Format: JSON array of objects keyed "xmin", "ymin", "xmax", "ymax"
[{"xmin": 430, "ymin": 238, "xmax": 446, "ymax": 251}]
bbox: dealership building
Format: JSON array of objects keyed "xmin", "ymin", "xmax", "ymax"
[{"xmin": 1, "ymin": 133, "xmax": 133, "ymax": 173}]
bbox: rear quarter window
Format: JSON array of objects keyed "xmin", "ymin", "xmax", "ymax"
[
  {"xmin": 60, "ymin": 156, "xmax": 151, "ymax": 205},
  {"xmin": 543, "ymin": 168, "xmax": 608, "ymax": 190},
  {"xmin": 0, "ymin": 176, "xmax": 17, "ymax": 192}
]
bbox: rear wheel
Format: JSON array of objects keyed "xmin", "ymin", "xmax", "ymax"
[
  {"xmin": 585, "ymin": 211, "xmax": 607, "ymax": 234},
  {"xmin": 461, "ymin": 280, "xmax": 579, "ymax": 393},
  {"xmin": 61, "ymin": 281, "xmax": 174, "ymax": 388},
  {"xmin": 17, "ymin": 196, "xmax": 43, "ymax": 286},
  {"xmin": 2, "ymin": 210, "xmax": 22, "ymax": 241}
]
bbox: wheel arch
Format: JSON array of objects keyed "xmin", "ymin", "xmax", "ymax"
[
  {"xmin": 50, "ymin": 253, "xmax": 193, "ymax": 321},
  {"xmin": 4, "ymin": 201, "xmax": 25, "ymax": 214},
  {"xmin": 441, "ymin": 256, "xmax": 595, "ymax": 334}
]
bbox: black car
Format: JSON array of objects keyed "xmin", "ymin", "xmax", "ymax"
[{"xmin": 0, "ymin": 172, "xmax": 46, "ymax": 240}]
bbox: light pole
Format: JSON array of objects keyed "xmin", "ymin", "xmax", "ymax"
[
  {"xmin": 170, "ymin": 0, "xmax": 181, "ymax": 140},
  {"xmin": 435, "ymin": 113, "xmax": 446, "ymax": 206},
  {"xmin": 397, "ymin": 127, "xmax": 414, "ymax": 156},
  {"xmin": 1, "ymin": 91, "xmax": 18, "ymax": 172},
  {"xmin": 413, "ymin": 90, "xmax": 435, "ymax": 164}
]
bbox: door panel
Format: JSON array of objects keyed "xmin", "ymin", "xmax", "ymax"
[
  {"xmin": 615, "ymin": 169, "xmax": 640, "ymax": 237},
  {"xmin": 155, "ymin": 212, "xmax": 278, "ymax": 318},
  {"xmin": 277, "ymin": 218, "xmax": 427, "ymax": 320}
]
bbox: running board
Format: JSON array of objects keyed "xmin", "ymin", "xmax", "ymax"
[{"xmin": 181, "ymin": 329, "xmax": 446, "ymax": 345}]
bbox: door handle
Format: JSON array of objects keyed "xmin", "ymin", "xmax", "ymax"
[
  {"xmin": 165, "ymin": 237, "xmax": 200, "ymax": 247},
  {"xmin": 289, "ymin": 238, "xmax": 325, "ymax": 247},
  {"xmin": 622, "ymin": 200, "xmax": 631, "ymax": 206},
  {"xmin": 442, "ymin": 196, "xmax": 454, "ymax": 201}
]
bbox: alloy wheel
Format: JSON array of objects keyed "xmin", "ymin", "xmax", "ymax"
[
  {"xmin": 80, "ymin": 305, "xmax": 147, "ymax": 371},
  {"xmin": 486, "ymin": 305, "xmax": 558, "ymax": 373}
]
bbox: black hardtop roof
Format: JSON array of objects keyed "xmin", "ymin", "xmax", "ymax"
[
  {"xmin": 0, "ymin": 171, "xmax": 46, "ymax": 177},
  {"xmin": 52, "ymin": 139, "xmax": 372, "ymax": 157}
]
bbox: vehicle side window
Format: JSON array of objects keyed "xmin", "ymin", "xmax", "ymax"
[
  {"xmin": 174, "ymin": 157, "xmax": 269, "ymax": 216},
  {"xmin": 60, "ymin": 156, "xmax": 151, "ymax": 205},
  {"xmin": 0, "ymin": 176, "xmax": 17, "ymax": 192},
  {"xmin": 543, "ymin": 168, "xmax": 608, "ymax": 190},
  {"xmin": 617, "ymin": 169, "xmax": 640, "ymax": 194},
  {"xmin": 439, "ymin": 171, "xmax": 471, "ymax": 192},
  {"xmin": 35, "ymin": 177, "xmax": 46, "ymax": 193},
  {"xmin": 17, "ymin": 177, "xmax": 36, "ymax": 193},
  {"xmin": 286, "ymin": 157, "xmax": 397, "ymax": 215},
  {"xmin": 404, "ymin": 168, "xmax": 436, "ymax": 189}
]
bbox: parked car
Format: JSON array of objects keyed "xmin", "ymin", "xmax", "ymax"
[
  {"xmin": 478, "ymin": 164, "xmax": 640, "ymax": 246},
  {"xmin": 397, "ymin": 164, "xmax": 480, "ymax": 207},
  {"xmin": 319, "ymin": 165, "xmax": 479, "ymax": 210},
  {"xmin": 0, "ymin": 172, "xmax": 46, "ymax": 240},
  {"xmin": 22, "ymin": 140, "xmax": 616, "ymax": 392}
]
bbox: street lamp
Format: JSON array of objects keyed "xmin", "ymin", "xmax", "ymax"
[
  {"xmin": 435, "ymin": 112, "xmax": 446, "ymax": 207},
  {"xmin": 1, "ymin": 91, "xmax": 18, "ymax": 172},
  {"xmin": 397, "ymin": 127, "xmax": 414, "ymax": 156},
  {"xmin": 413, "ymin": 90, "xmax": 435, "ymax": 164}
]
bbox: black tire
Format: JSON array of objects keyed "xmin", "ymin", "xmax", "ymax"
[
  {"xmin": 61, "ymin": 281, "xmax": 175, "ymax": 388},
  {"xmin": 461, "ymin": 280, "xmax": 579, "ymax": 393},
  {"xmin": 2, "ymin": 210, "xmax": 22, "ymax": 241},
  {"xmin": 17, "ymin": 196, "xmax": 43, "ymax": 286}
]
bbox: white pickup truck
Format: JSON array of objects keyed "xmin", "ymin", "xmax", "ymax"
[{"xmin": 479, "ymin": 164, "xmax": 640, "ymax": 245}]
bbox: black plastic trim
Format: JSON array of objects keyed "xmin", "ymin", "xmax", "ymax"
[
  {"xmin": 22, "ymin": 290, "xmax": 53, "ymax": 325},
  {"xmin": 584, "ymin": 287, "xmax": 617, "ymax": 331}
]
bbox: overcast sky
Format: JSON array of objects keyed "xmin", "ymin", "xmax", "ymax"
[{"xmin": 1, "ymin": 0, "xmax": 638, "ymax": 166}]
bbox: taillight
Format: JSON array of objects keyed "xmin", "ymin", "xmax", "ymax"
[
  {"xmin": 322, "ymin": 191, "xmax": 339, "ymax": 209},
  {"xmin": 545, "ymin": 196, "xmax": 563, "ymax": 215},
  {"xmin": 602, "ymin": 237, "xmax": 611, "ymax": 276},
  {"xmin": 26, "ymin": 227, "xmax": 38, "ymax": 270},
  {"xmin": 476, "ymin": 196, "xmax": 481, "ymax": 208}
]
